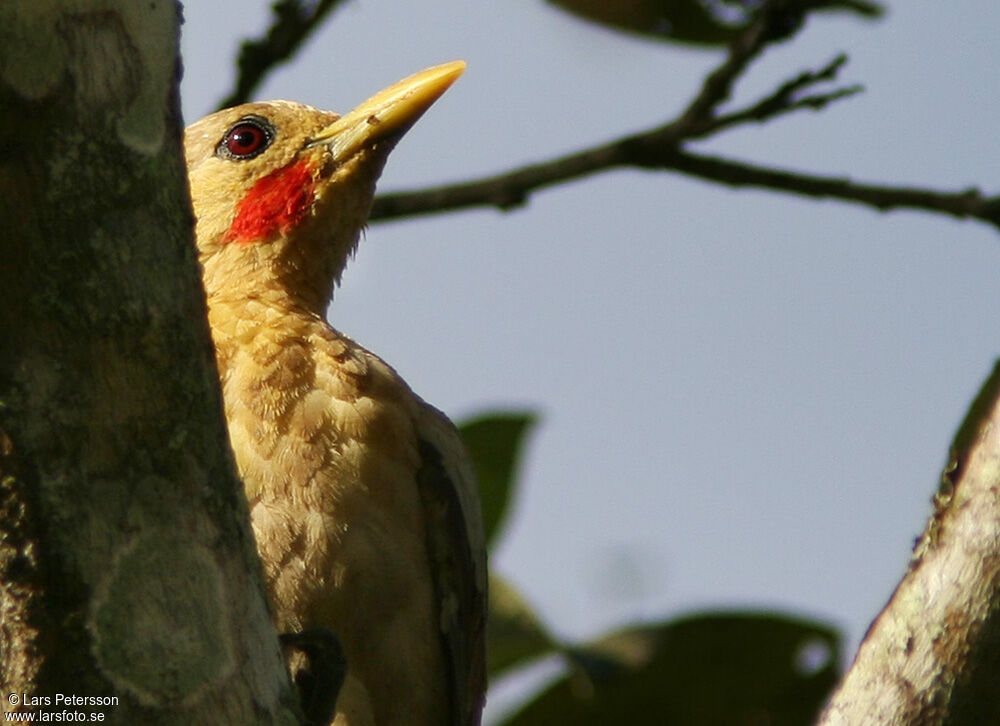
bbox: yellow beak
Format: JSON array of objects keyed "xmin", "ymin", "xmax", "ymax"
[{"xmin": 307, "ymin": 60, "xmax": 466, "ymax": 161}]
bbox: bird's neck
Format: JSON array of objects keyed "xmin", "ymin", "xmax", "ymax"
[
  {"xmin": 204, "ymin": 288, "xmax": 330, "ymax": 355},
  {"xmin": 201, "ymin": 252, "xmax": 337, "ymax": 319}
]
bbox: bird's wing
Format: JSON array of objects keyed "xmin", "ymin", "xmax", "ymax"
[{"xmin": 414, "ymin": 403, "xmax": 488, "ymax": 726}]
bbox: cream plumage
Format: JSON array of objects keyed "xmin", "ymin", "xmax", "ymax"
[{"xmin": 184, "ymin": 63, "xmax": 485, "ymax": 726}]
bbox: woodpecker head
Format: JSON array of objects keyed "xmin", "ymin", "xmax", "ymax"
[{"xmin": 185, "ymin": 61, "xmax": 465, "ymax": 312}]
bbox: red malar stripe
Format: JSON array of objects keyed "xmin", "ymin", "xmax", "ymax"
[{"xmin": 225, "ymin": 159, "xmax": 316, "ymax": 244}]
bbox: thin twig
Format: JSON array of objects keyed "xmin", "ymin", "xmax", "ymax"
[
  {"xmin": 706, "ymin": 54, "xmax": 863, "ymax": 135},
  {"xmin": 217, "ymin": 0, "xmax": 352, "ymax": 110},
  {"xmin": 669, "ymin": 0, "xmax": 794, "ymax": 135}
]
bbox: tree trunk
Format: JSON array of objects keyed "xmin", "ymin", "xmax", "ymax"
[{"xmin": 0, "ymin": 2, "xmax": 298, "ymax": 723}]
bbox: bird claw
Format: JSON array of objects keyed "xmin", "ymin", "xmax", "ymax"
[{"xmin": 280, "ymin": 628, "xmax": 346, "ymax": 726}]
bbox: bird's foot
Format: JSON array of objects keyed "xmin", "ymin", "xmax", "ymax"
[{"xmin": 280, "ymin": 628, "xmax": 346, "ymax": 726}]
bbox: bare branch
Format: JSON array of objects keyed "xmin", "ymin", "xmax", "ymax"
[
  {"xmin": 217, "ymin": 0, "xmax": 352, "ymax": 109},
  {"xmin": 656, "ymin": 149, "xmax": 1000, "ymax": 229},
  {"xmin": 369, "ymin": 3, "xmax": 998, "ymax": 232},
  {"xmin": 370, "ymin": 142, "xmax": 1000, "ymax": 231},
  {"xmin": 368, "ymin": 0, "xmax": 835, "ymax": 222},
  {"xmin": 370, "ymin": 138, "xmax": 633, "ymax": 220}
]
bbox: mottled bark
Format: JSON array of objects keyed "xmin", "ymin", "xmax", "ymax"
[
  {"xmin": 819, "ymin": 364, "xmax": 1000, "ymax": 725},
  {"xmin": 0, "ymin": 2, "xmax": 298, "ymax": 723}
]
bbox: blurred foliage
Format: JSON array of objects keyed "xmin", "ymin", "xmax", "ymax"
[
  {"xmin": 458, "ymin": 413, "xmax": 842, "ymax": 724},
  {"xmin": 458, "ymin": 412, "xmax": 537, "ymax": 548},
  {"xmin": 486, "ymin": 572, "xmax": 562, "ymax": 679},
  {"xmin": 501, "ymin": 613, "xmax": 841, "ymax": 725},
  {"xmin": 545, "ymin": 0, "xmax": 883, "ymax": 46}
]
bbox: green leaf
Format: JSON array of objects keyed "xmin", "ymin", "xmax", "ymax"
[
  {"xmin": 487, "ymin": 572, "xmax": 562, "ymax": 679},
  {"xmin": 458, "ymin": 411, "xmax": 537, "ymax": 548},
  {"xmin": 502, "ymin": 612, "xmax": 841, "ymax": 726},
  {"xmin": 545, "ymin": 0, "xmax": 883, "ymax": 46},
  {"xmin": 547, "ymin": 0, "xmax": 743, "ymax": 45},
  {"xmin": 808, "ymin": 0, "xmax": 884, "ymax": 18}
]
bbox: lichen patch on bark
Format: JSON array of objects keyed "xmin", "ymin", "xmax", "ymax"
[{"xmin": 89, "ymin": 532, "xmax": 235, "ymax": 706}]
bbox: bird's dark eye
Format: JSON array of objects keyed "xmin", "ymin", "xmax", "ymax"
[{"xmin": 218, "ymin": 117, "xmax": 274, "ymax": 160}]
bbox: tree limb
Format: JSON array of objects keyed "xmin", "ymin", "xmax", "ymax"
[
  {"xmin": 817, "ymin": 363, "xmax": 1000, "ymax": 725},
  {"xmin": 656, "ymin": 150, "xmax": 1000, "ymax": 228},
  {"xmin": 368, "ymin": 3, "xmax": 996, "ymax": 232},
  {"xmin": 370, "ymin": 137, "xmax": 1000, "ymax": 230}
]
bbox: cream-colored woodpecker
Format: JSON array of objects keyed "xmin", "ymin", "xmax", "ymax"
[{"xmin": 184, "ymin": 62, "xmax": 486, "ymax": 726}]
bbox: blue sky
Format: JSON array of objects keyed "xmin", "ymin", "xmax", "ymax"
[{"xmin": 180, "ymin": 0, "xmax": 1000, "ymax": 698}]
